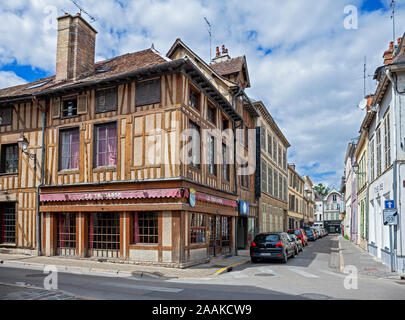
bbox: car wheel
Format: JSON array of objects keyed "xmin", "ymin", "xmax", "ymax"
[
  {"xmin": 251, "ymin": 257, "xmax": 258, "ymax": 263},
  {"xmin": 300, "ymin": 245, "xmax": 303, "ymax": 252}
]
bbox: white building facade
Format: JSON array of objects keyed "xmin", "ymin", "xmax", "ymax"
[{"xmin": 367, "ymin": 39, "xmax": 405, "ymax": 273}]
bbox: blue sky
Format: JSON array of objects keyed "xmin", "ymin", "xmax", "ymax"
[{"xmin": 1, "ymin": 0, "xmax": 405, "ymax": 188}]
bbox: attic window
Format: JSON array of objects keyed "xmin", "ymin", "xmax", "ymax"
[
  {"xmin": 25, "ymin": 80, "xmax": 52, "ymax": 90},
  {"xmin": 96, "ymin": 67, "xmax": 112, "ymax": 74}
]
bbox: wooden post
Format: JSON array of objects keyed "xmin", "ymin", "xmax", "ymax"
[
  {"xmin": 120, "ymin": 212, "xmax": 130, "ymax": 260},
  {"xmin": 76, "ymin": 212, "xmax": 88, "ymax": 258}
]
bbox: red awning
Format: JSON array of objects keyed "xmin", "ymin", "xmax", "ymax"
[
  {"xmin": 195, "ymin": 192, "xmax": 237, "ymax": 208},
  {"xmin": 40, "ymin": 188, "xmax": 184, "ymax": 202}
]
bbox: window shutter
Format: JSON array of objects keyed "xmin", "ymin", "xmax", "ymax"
[
  {"xmin": 105, "ymin": 88, "xmax": 118, "ymax": 112},
  {"xmin": 0, "ymin": 106, "xmax": 12, "ymax": 126},
  {"xmin": 95, "ymin": 88, "xmax": 117, "ymax": 113},
  {"xmin": 77, "ymin": 94, "xmax": 88, "ymax": 115},
  {"xmin": 135, "ymin": 78, "xmax": 161, "ymax": 107},
  {"xmin": 52, "ymin": 98, "xmax": 60, "ymax": 119}
]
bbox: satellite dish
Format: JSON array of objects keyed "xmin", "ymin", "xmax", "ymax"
[{"xmin": 357, "ymin": 98, "xmax": 368, "ymax": 110}]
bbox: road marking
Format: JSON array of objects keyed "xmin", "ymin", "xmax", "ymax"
[
  {"xmin": 257, "ymin": 267, "xmax": 282, "ymax": 277},
  {"xmin": 103, "ymin": 282, "xmax": 183, "ymax": 293},
  {"xmin": 288, "ymin": 267, "xmax": 319, "ymax": 278},
  {"xmin": 318, "ymin": 269, "xmax": 346, "ymax": 278}
]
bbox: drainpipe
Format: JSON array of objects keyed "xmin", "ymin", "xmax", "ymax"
[
  {"xmin": 232, "ymin": 85, "xmax": 243, "ymax": 256},
  {"xmin": 36, "ymin": 100, "xmax": 47, "ymax": 256}
]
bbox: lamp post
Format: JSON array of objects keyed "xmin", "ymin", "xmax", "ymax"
[{"xmin": 18, "ymin": 135, "xmax": 37, "ymax": 172}]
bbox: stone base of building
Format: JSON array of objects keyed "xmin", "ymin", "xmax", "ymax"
[{"xmin": 0, "ymin": 246, "xmax": 37, "ymax": 256}]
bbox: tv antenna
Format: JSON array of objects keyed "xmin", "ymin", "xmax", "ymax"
[
  {"xmin": 204, "ymin": 17, "xmax": 212, "ymax": 62},
  {"xmin": 70, "ymin": 0, "xmax": 97, "ymax": 22},
  {"xmin": 390, "ymin": 0, "xmax": 396, "ymax": 44},
  {"xmin": 363, "ymin": 55, "xmax": 366, "ymax": 97}
]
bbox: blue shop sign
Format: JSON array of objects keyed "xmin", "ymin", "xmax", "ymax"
[{"xmin": 239, "ymin": 201, "xmax": 249, "ymax": 215}]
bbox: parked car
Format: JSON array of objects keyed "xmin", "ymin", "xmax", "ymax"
[
  {"xmin": 312, "ymin": 226, "xmax": 323, "ymax": 238},
  {"xmin": 305, "ymin": 229, "xmax": 316, "ymax": 241},
  {"xmin": 311, "ymin": 228, "xmax": 320, "ymax": 240},
  {"xmin": 250, "ymin": 232, "xmax": 296, "ymax": 263},
  {"xmin": 287, "ymin": 228, "xmax": 308, "ymax": 247},
  {"xmin": 323, "ymin": 228, "xmax": 328, "ymax": 236},
  {"xmin": 288, "ymin": 233, "xmax": 303, "ymax": 253}
]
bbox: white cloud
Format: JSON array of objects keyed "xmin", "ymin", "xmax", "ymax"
[
  {"xmin": 0, "ymin": 71, "xmax": 27, "ymax": 89},
  {"xmin": 1, "ymin": 0, "xmax": 405, "ymax": 187}
]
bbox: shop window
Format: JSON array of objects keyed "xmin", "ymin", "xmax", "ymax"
[
  {"xmin": 57, "ymin": 213, "xmax": 76, "ymax": 255},
  {"xmin": 0, "ymin": 144, "xmax": 19, "ymax": 174},
  {"xmin": 94, "ymin": 122, "xmax": 117, "ymax": 167},
  {"xmin": 59, "ymin": 128, "xmax": 80, "ymax": 170},
  {"xmin": 88, "ymin": 213, "xmax": 120, "ymax": 251},
  {"xmin": 190, "ymin": 213, "xmax": 206, "ymax": 244},
  {"xmin": 0, "ymin": 203, "xmax": 16, "ymax": 244},
  {"xmin": 133, "ymin": 212, "xmax": 158, "ymax": 244}
]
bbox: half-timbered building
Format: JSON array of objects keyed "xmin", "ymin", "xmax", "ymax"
[{"xmin": 0, "ymin": 13, "xmax": 258, "ymax": 266}]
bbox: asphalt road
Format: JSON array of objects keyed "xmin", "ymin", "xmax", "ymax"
[{"xmin": 0, "ymin": 235, "xmax": 404, "ymax": 300}]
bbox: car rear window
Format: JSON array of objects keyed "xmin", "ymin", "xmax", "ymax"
[
  {"xmin": 294, "ymin": 230, "xmax": 302, "ymax": 236},
  {"xmin": 305, "ymin": 230, "xmax": 312, "ymax": 234},
  {"xmin": 255, "ymin": 234, "xmax": 280, "ymax": 242}
]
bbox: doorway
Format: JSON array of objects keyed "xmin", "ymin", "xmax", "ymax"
[{"xmin": 88, "ymin": 212, "xmax": 120, "ymax": 258}]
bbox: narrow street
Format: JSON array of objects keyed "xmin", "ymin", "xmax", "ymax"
[{"xmin": 1, "ymin": 236, "xmax": 404, "ymax": 300}]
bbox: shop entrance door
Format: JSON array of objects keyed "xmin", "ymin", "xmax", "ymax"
[
  {"xmin": 209, "ymin": 216, "xmax": 231, "ymax": 256},
  {"xmin": 88, "ymin": 212, "xmax": 120, "ymax": 258},
  {"xmin": 56, "ymin": 213, "xmax": 76, "ymax": 256},
  {"xmin": 209, "ymin": 216, "xmax": 221, "ymax": 257}
]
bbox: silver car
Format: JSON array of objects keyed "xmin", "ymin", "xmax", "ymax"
[{"xmin": 288, "ymin": 233, "xmax": 303, "ymax": 254}]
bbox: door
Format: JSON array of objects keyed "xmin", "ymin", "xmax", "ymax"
[
  {"xmin": 88, "ymin": 212, "xmax": 120, "ymax": 258},
  {"xmin": 56, "ymin": 213, "xmax": 76, "ymax": 256},
  {"xmin": 209, "ymin": 216, "xmax": 222, "ymax": 256}
]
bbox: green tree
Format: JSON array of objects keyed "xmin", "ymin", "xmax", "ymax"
[{"xmin": 314, "ymin": 183, "xmax": 330, "ymax": 197}]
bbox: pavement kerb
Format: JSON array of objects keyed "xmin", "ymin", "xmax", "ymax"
[
  {"xmin": 215, "ymin": 258, "xmax": 250, "ymax": 276},
  {"xmin": 338, "ymin": 237, "xmax": 346, "ymax": 274}
]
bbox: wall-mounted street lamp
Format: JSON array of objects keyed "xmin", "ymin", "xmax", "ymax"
[{"xmin": 18, "ymin": 135, "xmax": 37, "ymax": 172}]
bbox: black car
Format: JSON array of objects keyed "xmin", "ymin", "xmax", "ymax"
[
  {"xmin": 305, "ymin": 229, "xmax": 316, "ymax": 241},
  {"xmin": 250, "ymin": 232, "xmax": 296, "ymax": 263}
]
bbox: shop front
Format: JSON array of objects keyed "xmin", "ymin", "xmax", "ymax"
[{"xmin": 40, "ymin": 183, "xmax": 238, "ymax": 267}]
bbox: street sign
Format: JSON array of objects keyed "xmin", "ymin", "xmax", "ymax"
[
  {"xmin": 383, "ymin": 208, "xmax": 398, "ymax": 225},
  {"xmin": 385, "ymin": 200, "xmax": 395, "ymax": 209}
]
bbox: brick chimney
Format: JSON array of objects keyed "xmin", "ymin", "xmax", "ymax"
[
  {"xmin": 211, "ymin": 44, "xmax": 231, "ymax": 63},
  {"xmin": 56, "ymin": 13, "xmax": 97, "ymax": 82},
  {"xmin": 383, "ymin": 41, "xmax": 394, "ymax": 65},
  {"xmin": 365, "ymin": 94, "xmax": 374, "ymax": 112}
]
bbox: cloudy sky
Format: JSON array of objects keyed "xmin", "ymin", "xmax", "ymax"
[{"xmin": 1, "ymin": 0, "xmax": 405, "ymax": 189}]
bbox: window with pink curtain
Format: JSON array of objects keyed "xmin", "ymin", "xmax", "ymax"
[
  {"xmin": 60, "ymin": 128, "xmax": 80, "ymax": 170},
  {"xmin": 95, "ymin": 122, "xmax": 117, "ymax": 167}
]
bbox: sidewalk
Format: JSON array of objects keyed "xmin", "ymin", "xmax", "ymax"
[
  {"xmin": 338, "ymin": 236, "xmax": 403, "ymax": 280},
  {"xmin": 0, "ymin": 250, "xmax": 250, "ymax": 280}
]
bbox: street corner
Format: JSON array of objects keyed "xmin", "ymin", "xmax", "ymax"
[{"xmin": 215, "ymin": 258, "xmax": 251, "ymax": 276}]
